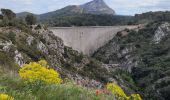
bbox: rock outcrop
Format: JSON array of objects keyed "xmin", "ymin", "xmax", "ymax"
[
  {"xmin": 153, "ymin": 22, "xmax": 170, "ymax": 43},
  {"xmin": 81, "ymin": 0, "xmax": 115, "ymax": 15},
  {"xmin": 93, "ymin": 29, "xmax": 139, "ymax": 72}
]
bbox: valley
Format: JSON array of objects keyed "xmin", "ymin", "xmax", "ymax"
[{"xmin": 0, "ymin": 0, "xmax": 170, "ymax": 100}]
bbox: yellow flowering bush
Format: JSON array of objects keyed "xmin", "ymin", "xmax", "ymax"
[
  {"xmin": 106, "ymin": 83, "xmax": 142, "ymax": 100},
  {"xmin": 19, "ymin": 60, "xmax": 62, "ymax": 84},
  {"xmin": 0, "ymin": 93, "xmax": 14, "ymax": 100},
  {"xmin": 130, "ymin": 94, "xmax": 142, "ymax": 100},
  {"xmin": 106, "ymin": 83, "xmax": 129, "ymax": 99},
  {"xmin": 37, "ymin": 60, "xmax": 49, "ymax": 68}
]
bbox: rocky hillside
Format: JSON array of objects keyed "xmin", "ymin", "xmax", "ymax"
[
  {"xmin": 0, "ymin": 9, "xmax": 143, "ymax": 100},
  {"xmin": 0, "ymin": 21, "xmax": 138, "ymax": 95},
  {"xmin": 93, "ymin": 22, "xmax": 170, "ymax": 99}
]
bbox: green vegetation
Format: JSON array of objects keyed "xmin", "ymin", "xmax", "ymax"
[
  {"xmin": 3, "ymin": 8, "xmax": 170, "ymax": 99},
  {"xmin": 106, "ymin": 83, "xmax": 142, "ymax": 100},
  {"xmin": 0, "ymin": 61, "xmax": 121, "ymax": 100},
  {"xmin": 1, "ymin": 9, "xmax": 16, "ymax": 20},
  {"xmin": 93, "ymin": 21, "xmax": 170, "ymax": 100},
  {"xmin": 39, "ymin": 14, "xmax": 134, "ymax": 27},
  {"xmin": 134, "ymin": 11, "xmax": 170, "ymax": 24},
  {"xmin": 0, "ymin": 9, "xmax": 32, "ymax": 34},
  {"xmin": 0, "ymin": 60, "xmax": 143, "ymax": 100},
  {"xmin": 25, "ymin": 14, "xmax": 37, "ymax": 25},
  {"xmin": 7, "ymin": 32, "xmax": 16, "ymax": 44}
]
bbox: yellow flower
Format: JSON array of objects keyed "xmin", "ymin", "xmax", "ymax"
[
  {"xmin": 106, "ymin": 83, "xmax": 129, "ymax": 99},
  {"xmin": 19, "ymin": 60, "xmax": 62, "ymax": 84},
  {"xmin": 130, "ymin": 94, "xmax": 142, "ymax": 100},
  {"xmin": 38, "ymin": 60, "xmax": 49, "ymax": 68},
  {"xmin": 106, "ymin": 83, "xmax": 142, "ymax": 100},
  {"xmin": 0, "ymin": 93, "xmax": 14, "ymax": 100}
]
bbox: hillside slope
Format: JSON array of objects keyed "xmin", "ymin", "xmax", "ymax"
[
  {"xmin": 93, "ymin": 22, "xmax": 170, "ymax": 99},
  {"xmin": 0, "ymin": 7, "xmax": 144, "ymax": 99},
  {"xmin": 0, "ymin": 18, "xmax": 139, "ymax": 95}
]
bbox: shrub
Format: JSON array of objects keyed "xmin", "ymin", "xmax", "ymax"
[
  {"xmin": 106, "ymin": 83, "xmax": 142, "ymax": 100},
  {"xmin": 106, "ymin": 83, "xmax": 129, "ymax": 99},
  {"xmin": 0, "ymin": 93, "xmax": 14, "ymax": 100},
  {"xmin": 19, "ymin": 60, "xmax": 62, "ymax": 84},
  {"xmin": 0, "ymin": 14, "xmax": 3, "ymax": 19},
  {"xmin": 130, "ymin": 94, "xmax": 142, "ymax": 100},
  {"xmin": 35, "ymin": 24, "xmax": 42, "ymax": 30},
  {"xmin": 25, "ymin": 14, "xmax": 36, "ymax": 25},
  {"xmin": 1, "ymin": 8, "xmax": 16, "ymax": 20},
  {"xmin": 7, "ymin": 32, "xmax": 16, "ymax": 44}
]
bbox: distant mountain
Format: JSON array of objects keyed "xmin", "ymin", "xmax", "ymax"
[
  {"xmin": 16, "ymin": 12, "xmax": 37, "ymax": 18},
  {"xmin": 81, "ymin": 0, "xmax": 115, "ymax": 15},
  {"xmin": 39, "ymin": 5, "xmax": 83, "ymax": 20},
  {"xmin": 17, "ymin": 0, "xmax": 127, "ymax": 26},
  {"xmin": 39, "ymin": 0, "xmax": 115, "ymax": 19}
]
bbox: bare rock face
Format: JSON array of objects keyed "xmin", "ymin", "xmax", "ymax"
[
  {"xmin": 81, "ymin": 0, "xmax": 115, "ymax": 15},
  {"xmin": 14, "ymin": 50, "xmax": 25, "ymax": 66},
  {"xmin": 37, "ymin": 41, "xmax": 48, "ymax": 55},
  {"xmin": 153, "ymin": 22, "xmax": 170, "ymax": 44},
  {"xmin": 0, "ymin": 26, "xmax": 65, "ymax": 67},
  {"xmin": 26, "ymin": 36, "xmax": 34, "ymax": 46},
  {"xmin": 93, "ymin": 36, "xmax": 137, "ymax": 72},
  {"xmin": 0, "ymin": 40, "xmax": 25, "ymax": 66}
]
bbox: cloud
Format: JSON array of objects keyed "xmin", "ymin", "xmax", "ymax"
[
  {"xmin": 11, "ymin": 0, "xmax": 34, "ymax": 5},
  {"xmin": 106, "ymin": 0, "xmax": 170, "ymax": 15}
]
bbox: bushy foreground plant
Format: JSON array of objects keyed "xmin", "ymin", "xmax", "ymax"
[
  {"xmin": 106, "ymin": 83, "xmax": 142, "ymax": 100},
  {"xmin": 0, "ymin": 93, "xmax": 14, "ymax": 100},
  {"xmin": 0, "ymin": 69, "xmax": 115, "ymax": 100},
  {"xmin": 1, "ymin": 61, "xmax": 143, "ymax": 100},
  {"xmin": 19, "ymin": 60, "xmax": 62, "ymax": 84},
  {"xmin": 130, "ymin": 94, "xmax": 142, "ymax": 100}
]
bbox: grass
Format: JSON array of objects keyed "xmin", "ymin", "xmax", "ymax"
[{"xmin": 0, "ymin": 67, "xmax": 115, "ymax": 100}]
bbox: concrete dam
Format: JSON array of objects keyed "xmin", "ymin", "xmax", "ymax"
[{"xmin": 49, "ymin": 26, "xmax": 138, "ymax": 55}]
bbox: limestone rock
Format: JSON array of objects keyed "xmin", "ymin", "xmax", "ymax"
[
  {"xmin": 14, "ymin": 50, "xmax": 24, "ymax": 66},
  {"xmin": 153, "ymin": 22, "xmax": 170, "ymax": 43}
]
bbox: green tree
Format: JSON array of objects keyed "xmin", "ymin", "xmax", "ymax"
[
  {"xmin": 0, "ymin": 14, "xmax": 3, "ymax": 19},
  {"xmin": 1, "ymin": 8, "xmax": 16, "ymax": 20},
  {"xmin": 25, "ymin": 14, "xmax": 37, "ymax": 25},
  {"xmin": 8, "ymin": 32, "xmax": 16, "ymax": 44}
]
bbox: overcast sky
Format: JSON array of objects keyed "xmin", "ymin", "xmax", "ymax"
[{"xmin": 0, "ymin": 0, "xmax": 170, "ymax": 15}]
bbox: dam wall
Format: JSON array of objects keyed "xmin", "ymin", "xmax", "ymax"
[{"xmin": 49, "ymin": 26, "xmax": 138, "ymax": 55}]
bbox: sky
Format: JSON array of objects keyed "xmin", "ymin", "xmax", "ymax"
[{"xmin": 0, "ymin": 0, "xmax": 170, "ymax": 15}]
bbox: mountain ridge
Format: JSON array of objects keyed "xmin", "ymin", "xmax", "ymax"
[
  {"xmin": 80, "ymin": 0, "xmax": 115, "ymax": 15},
  {"xmin": 17, "ymin": 0, "xmax": 115, "ymax": 18}
]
